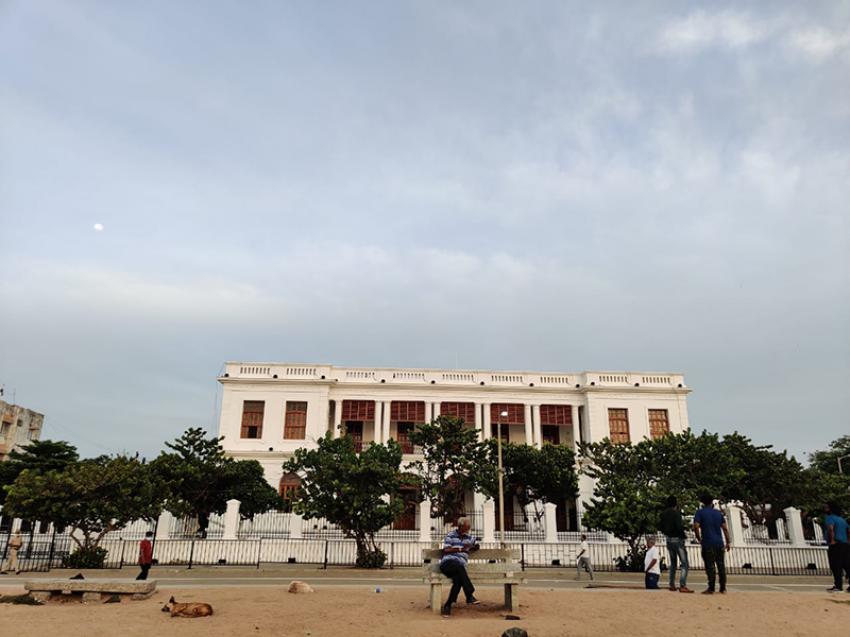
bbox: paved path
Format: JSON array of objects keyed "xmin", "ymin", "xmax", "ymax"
[{"xmin": 1, "ymin": 566, "xmax": 844, "ymax": 594}]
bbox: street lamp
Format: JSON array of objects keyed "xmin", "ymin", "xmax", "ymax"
[{"xmin": 498, "ymin": 410, "xmax": 508, "ymax": 546}]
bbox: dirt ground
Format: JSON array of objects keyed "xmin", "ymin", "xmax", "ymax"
[{"xmin": 0, "ymin": 584, "xmax": 845, "ymax": 637}]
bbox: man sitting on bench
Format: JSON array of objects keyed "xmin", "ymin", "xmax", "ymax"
[{"xmin": 439, "ymin": 517, "xmax": 481, "ymax": 616}]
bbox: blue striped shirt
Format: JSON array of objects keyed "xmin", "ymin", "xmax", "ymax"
[{"xmin": 440, "ymin": 529, "xmax": 479, "ymax": 566}]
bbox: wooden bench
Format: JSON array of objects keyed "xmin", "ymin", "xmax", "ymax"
[
  {"xmin": 24, "ymin": 578, "xmax": 157, "ymax": 602},
  {"xmin": 422, "ymin": 548, "xmax": 525, "ymax": 613}
]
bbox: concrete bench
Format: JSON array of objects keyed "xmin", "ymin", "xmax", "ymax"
[
  {"xmin": 24, "ymin": 578, "xmax": 157, "ymax": 602},
  {"xmin": 422, "ymin": 548, "xmax": 525, "ymax": 613}
]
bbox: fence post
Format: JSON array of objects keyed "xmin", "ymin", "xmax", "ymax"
[
  {"xmin": 223, "ymin": 499, "xmax": 241, "ymax": 540},
  {"xmin": 482, "ymin": 500, "xmax": 496, "ymax": 544},
  {"xmin": 389, "ymin": 542, "xmax": 394, "ymax": 569},
  {"xmin": 119, "ymin": 540, "xmax": 125, "ymax": 570},
  {"xmin": 257, "ymin": 538, "xmax": 262, "ymax": 569},
  {"xmin": 724, "ymin": 505, "xmax": 745, "ymax": 546},
  {"xmin": 290, "ymin": 514, "xmax": 304, "ymax": 540},
  {"xmin": 188, "ymin": 540, "xmax": 195, "ymax": 570},
  {"xmin": 155, "ymin": 510, "xmax": 173, "ymax": 541},
  {"xmin": 323, "ymin": 540, "xmax": 329, "ymax": 570},
  {"xmin": 418, "ymin": 500, "xmax": 431, "ymax": 543},
  {"xmin": 543, "ymin": 502, "xmax": 558, "ymax": 544},
  {"xmin": 521, "ymin": 544, "xmax": 526, "ymax": 571},
  {"xmin": 783, "ymin": 507, "xmax": 806, "ymax": 547}
]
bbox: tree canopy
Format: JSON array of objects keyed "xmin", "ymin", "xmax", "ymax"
[
  {"xmin": 283, "ymin": 435, "xmax": 405, "ymax": 567},
  {"xmin": 407, "ymin": 415, "xmax": 495, "ymax": 522},
  {"xmin": 150, "ymin": 427, "xmax": 281, "ymax": 536},
  {"xmin": 0, "ymin": 439, "xmax": 79, "ymax": 505},
  {"xmin": 3, "ymin": 455, "xmax": 163, "ymax": 550}
]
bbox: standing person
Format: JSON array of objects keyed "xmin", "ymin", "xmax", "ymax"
[
  {"xmin": 644, "ymin": 536, "xmax": 661, "ymax": 589},
  {"xmin": 0, "ymin": 531, "xmax": 24, "ymax": 575},
  {"xmin": 576, "ymin": 533, "xmax": 594, "ymax": 580},
  {"xmin": 136, "ymin": 531, "xmax": 153, "ymax": 581},
  {"xmin": 660, "ymin": 496, "xmax": 693, "ymax": 593},
  {"xmin": 438, "ymin": 517, "xmax": 481, "ymax": 616},
  {"xmin": 693, "ymin": 494, "xmax": 731, "ymax": 595},
  {"xmin": 823, "ymin": 502, "xmax": 850, "ymax": 593}
]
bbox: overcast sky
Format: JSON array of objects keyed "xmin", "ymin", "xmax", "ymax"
[{"xmin": 1, "ymin": 1, "xmax": 848, "ymax": 462}]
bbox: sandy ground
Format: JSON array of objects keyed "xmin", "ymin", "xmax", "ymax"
[{"xmin": 0, "ymin": 584, "xmax": 846, "ymax": 637}]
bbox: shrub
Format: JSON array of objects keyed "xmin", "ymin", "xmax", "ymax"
[
  {"xmin": 355, "ymin": 549, "xmax": 387, "ymax": 569},
  {"xmin": 62, "ymin": 546, "xmax": 108, "ymax": 569}
]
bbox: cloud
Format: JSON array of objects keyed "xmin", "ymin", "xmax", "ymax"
[
  {"xmin": 655, "ymin": 10, "xmax": 769, "ymax": 53},
  {"xmin": 787, "ymin": 27, "xmax": 850, "ymax": 61}
]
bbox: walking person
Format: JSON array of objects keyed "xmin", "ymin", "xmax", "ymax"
[
  {"xmin": 0, "ymin": 531, "xmax": 24, "ymax": 575},
  {"xmin": 693, "ymin": 494, "xmax": 731, "ymax": 594},
  {"xmin": 576, "ymin": 533, "xmax": 594, "ymax": 580},
  {"xmin": 438, "ymin": 517, "xmax": 481, "ymax": 616},
  {"xmin": 823, "ymin": 502, "xmax": 850, "ymax": 593},
  {"xmin": 660, "ymin": 495, "xmax": 693, "ymax": 592},
  {"xmin": 136, "ymin": 531, "xmax": 153, "ymax": 580},
  {"xmin": 644, "ymin": 536, "xmax": 661, "ymax": 589}
]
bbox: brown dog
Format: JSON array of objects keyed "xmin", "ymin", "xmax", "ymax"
[{"xmin": 161, "ymin": 596, "xmax": 213, "ymax": 618}]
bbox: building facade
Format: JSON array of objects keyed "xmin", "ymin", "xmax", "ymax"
[
  {"xmin": 217, "ymin": 362, "xmax": 690, "ymax": 531},
  {"xmin": 0, "ymin": 400, "xmax": 44, "ymax": 461}
]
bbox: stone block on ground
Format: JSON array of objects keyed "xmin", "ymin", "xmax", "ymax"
[{"xmin": 288, "ymin": 580, "xmax": 314, "ymax": 594}]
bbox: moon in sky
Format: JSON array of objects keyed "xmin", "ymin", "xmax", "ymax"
[{"xmin": 93, "ymin": 223, "xmax": 104, "ymax": 231}]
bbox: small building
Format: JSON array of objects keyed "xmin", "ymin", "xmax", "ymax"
[
  {"xmin": 217, "ymin": 362, "xmax": 691, "ymax": 531},
  {"xmin": 0, "ymin": 400, "xmax": 44, "ymax": 461}
]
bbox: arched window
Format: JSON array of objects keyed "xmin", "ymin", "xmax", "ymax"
[{"xmin": 279, "ymin": 473, "xmax": 301, "ymax": 513}]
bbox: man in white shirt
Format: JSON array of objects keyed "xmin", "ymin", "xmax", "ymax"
[
  {"xmin": 576, "ymin": 534, "xmax": 594, "ymax": 580},
  {"xmin": 644, "ymin": 536, "xmax": 661, "ymax": 589}
]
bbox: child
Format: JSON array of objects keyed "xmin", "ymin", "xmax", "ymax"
[{"xmin": 644, "ymin": 537, "xmax": 661, "ymax": 589}]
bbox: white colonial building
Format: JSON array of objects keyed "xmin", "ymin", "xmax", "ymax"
[{"xmin": 217, "ymin": 362, "xmax": 690, "ymax": 532}]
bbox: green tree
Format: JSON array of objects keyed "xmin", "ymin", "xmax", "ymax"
[
  {"xmin": 407, "ymin": 415, "xmax": 495, "ymax": 523},
  {"xmin": 4, "ymin": 455, "xmax": 163, "ymax": 564},
  {"xmin": 151, "ymin": 428, "xmax": 280, "ymax": 536},
  {"xmin": 283, "ymin": 435, "xmax": 405, "ymax": 568},
  {"xmin": 809, "ymin": 436, "xmax": 850, "ymax": 476},
  {"xmin": 578, "ymin": 438, "xmax": 662, "ymax": 566},
  {"xmin": 719, "ymin": 433, "xmax": 807, "ymax": 525},
  {"xmin": 489, "ymin": 441, "xmax": 579, "ymax": 525},
  {"xmin": 0, "ymin": 440, "xmax": 79, "ymax": 505}
]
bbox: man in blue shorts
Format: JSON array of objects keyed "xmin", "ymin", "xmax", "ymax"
[
  {"xmin": 693, "ymin": 494, "xmax": 730, "ymax": 594},
  {"xmin": 439, "ymin": 517, "xmax": 481, "ymax": 616}
]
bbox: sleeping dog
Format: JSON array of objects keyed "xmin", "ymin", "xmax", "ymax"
[{"xmin": 161, "ymin": 596, "xmax": 213, "ymax": 618}]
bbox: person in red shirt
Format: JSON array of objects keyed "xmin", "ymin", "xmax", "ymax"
[{"xmin": 136, "ymin": 531, "xmax": 154, "ymax": 580}]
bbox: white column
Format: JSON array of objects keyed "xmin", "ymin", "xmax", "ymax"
[
  {"xmin": 784, "ymin": 507, "xmax": 806, "ymax": 547},
  {"xmin": 432, "ymin": 401, "xmax": 440, "ymax": 420},
  {"xmin": 482, "ymin": 403, "xmax": 491, "ymax": 440},
  {"xmin": 155, "ymin": 510, "xmax": 173, "ymax": 540},
  {"xmin": 474, "ymin": 402, "xmax": 484, "ymax": 441},
  {"xmin": 544, "ymin": 502, "xmax": 558, "ymax": 543},
  {"xmin": 223, "ymin": 499, "xmax": 241, "ymax": 540},
  {"xmin": 482, "ymin": 499, "xmax": 496, "ymax": 544},
  {"xmin": 571, "ymin": 404, "xmax": 580, "ymax": 447},
  {"xmin": 775, "ymin": 518, "xmax": 786, "ymax": 542},
  {"xmin": 813, "ymin": 523, "xmax": 824, "ymax": 544},
  {"xmin": 532, "ymin": 404, "xmax": 542, "ymax": 448},
  {"xmin": 333, "ymin": 399, "xmax": 342, "ymax": 438},
  {"xmin": 419, "ymin": 500, "xmax": 432, "ymax": 543},
  {"xmin": 524, "ymin": 404, "xmax": 533, "ymax": 445},
  {"xmin": 290, "ymin": 513, "xmax": 304, "ymax": 539},
  {"xmin": 373, "ymin": 401, "xmax": 382, "ymax": 444},
  {"xmin": 382, "ymin": 401, "xmax": 391, "ymax": 443},
  {"xmin": 725, "ymin": 505, "xmax": 745, "ymax": 546}
]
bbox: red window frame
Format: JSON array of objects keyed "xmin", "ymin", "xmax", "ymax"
[
  {"xmin": 284, "ymin": 401, "xmax": 308, "ymax": 440},
  {"xmin": 608, "ymin": 408, "xmax": 630, "ymax": 444},
  {"xmin": 341, "ymin": 400, "xmax": 376, "ymax": 421},
  {"xmin": 648, "ymin": 409, "xmax": 669, "ymax": 439},
  {"xmin": 540, "ymin": 405, "xmax": 572, "ymax": 425},
  {"xmin": 440, "ymin": 402, "xmax": 477, "ymax": 424},
  {"xmin": 390, "ymin": 401, "xmax": 425, "ymax": 423},
  {"xmin": 241, "ymin": 401, "xmax": 264, "ymax": 439}
]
